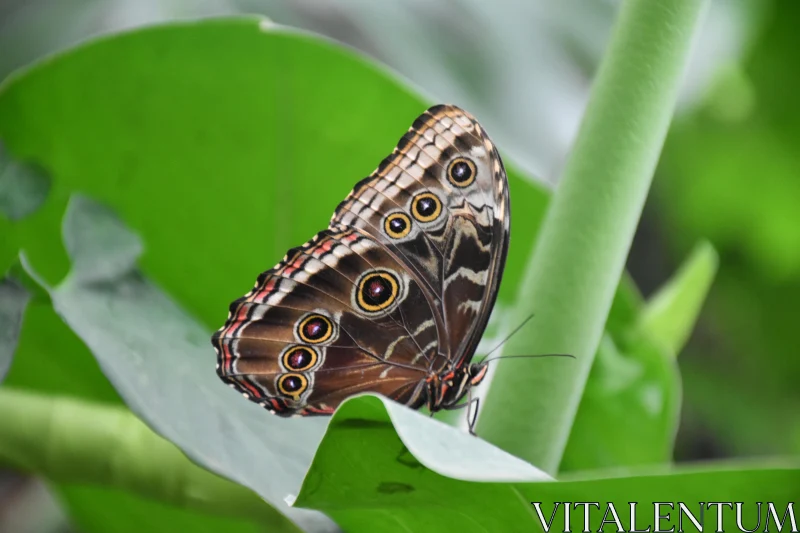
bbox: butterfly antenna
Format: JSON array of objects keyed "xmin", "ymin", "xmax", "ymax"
[
  {"xmin": 480, "ymin": 353, "xmax": 575, "ymax": 365},
  {"xmin": 477, "ymin": 314, "xmax": 535, "ymax": 362},
  {"xmin": 476, "ymin": 315, "xmax": 575, "ymax": 365}
]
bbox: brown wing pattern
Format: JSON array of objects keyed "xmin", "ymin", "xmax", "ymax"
[
  {"xmin": 331, "ymin": 104, "xmax": 509, "ymax": 368},
  {"xmin": 213, "ymin": 227, "xmax": 445, "ymax": 415},
  {"xmin": 212, "ymin": 104, "xmax": 509, "ymax": 416}
]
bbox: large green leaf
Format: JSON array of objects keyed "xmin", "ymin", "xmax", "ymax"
[
  {"xmin": 296, "ymin": 394, "xmax": 800, "ymax": 532},
  {"xmin": 0, "ymin": 12, "xmax": 675, "ymax": 452},
  {"xmin": 0, "ymin": 17, "xmax": 548, "ymax": 310},
  {"xmin": 4, "ymin": 211, "xmax": 263, "ymax": 533}
]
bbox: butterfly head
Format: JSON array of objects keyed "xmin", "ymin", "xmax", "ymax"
[{"xmin": 426, "ymin": 362, "xmax": 489, "ymax": 413}]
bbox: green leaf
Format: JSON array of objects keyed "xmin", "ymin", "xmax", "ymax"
[
  {"xmin": 475, "ymin": 0, "xmax": 710, "ymax": 472},
  {"xmin": 0, "ymin": 13, "xmax": 550, "ymax": 460},
  {"xmin": 561, "ymin": 273, "xmax": 682, "ymax": 472},
  {"xmin": 563, "ymin": 241, "xmax": 719, "ymax": 472},
  {"xmin": 30, "ymin": 194, "xmax": 335, "ymax": 532},
  {"xmin": 296, "ymin": 394, "xmax": 800, "ymax": 531},
  {"xmin": 637, "ymin": 240, "xmax": 719, "ymax": 355},
  {"xmin": 319, "ymin": 394, "xmax": 550, "ymax": 483},
  {"xmin": 0, "ymin": 275, "xmax": 29, "ymax": 381},
  {"xmin": 561, "ymin": 333, "xmax": 681, "ymax": 472},
  {"xmin": 0, "ymin": 16, "xmax": 548, "ymax": 307},
  {"xmin": 4, "ymin": 258, "xmax": 215, "ymax": 533},
  {"xmin": 0, "ymin": 140, "xmax": 50, "ymax": 221}
]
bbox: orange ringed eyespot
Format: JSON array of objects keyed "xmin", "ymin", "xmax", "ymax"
[
  {"xmin": 411, "ymin": 192, "xmax": 442, "ymax": 223},
  {"xmin": 447, "ymin": 157, "xmax": 476, "ymax": 187},
  {"xmin": 282, "ymin": 346, "xmax": 318, "ymax": 372},
  {"xmin": 277, "ymin": 373, "xmax": 308, "ymax": 398},
  {"xmin": 385, "ymin": 212, "xmax": 412, "ymax": 238},
  {"xmin": 297, "ymin": 314, "xmax": 333, "ymax": 344},
  {"xmin": 356, "ymin": 271, "xmax": 399, "ymax": 312}
]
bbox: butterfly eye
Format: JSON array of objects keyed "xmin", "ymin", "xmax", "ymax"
[
  {"xmin": 297, "ymin": 314, "xmax": 333, "ymax": 344},
  {"xmin": 356, "ymin": 270, "xmax": 400, "ymax": 313},
  {"xmin": 384, "ymin": 212, "xmax": 412, "ymax": 239},
  {"xmin": 469, "ymin": 364, "xmax": 489, "ymax": 385},
  {"xmin": 277, "ymin": 373, "xmax": 308, "ymax": 399},
  {"xmin": 282, "ymin": 346, "xmax": 319, "ymax": 372},
  {"xmin": 411, "ymin": 192, "xmax": 442, "ymax": 223},
  {"xmin": 447, "ymin": 157, "xmax": 476, "ymax": 187}
]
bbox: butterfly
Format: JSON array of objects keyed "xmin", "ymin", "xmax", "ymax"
[{"xmin": 212, "ymin": 105, "xmax": 509, "ymax": 426}]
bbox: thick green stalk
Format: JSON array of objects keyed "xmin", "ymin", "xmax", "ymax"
[
  {"xmin": 475, "ymin": 0, "xmax": 709, "ymax": 472},
  {"xmin": 0, "ymin": 388, "xmax": 291, "ymax": 527}
]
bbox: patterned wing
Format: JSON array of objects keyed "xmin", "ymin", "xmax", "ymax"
[
  {"xmin": 212, "ymin": 104, "xmax": 509, "ymax": 416},
  {"xmin": 331, "ymin": 104, "xmax": 510, "ymax": 369},
  {"xmin": 212, "ymin": 226, "xmax": 447, "ymax": 416}
]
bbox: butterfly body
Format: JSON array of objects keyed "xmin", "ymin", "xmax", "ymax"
[{"xmin": 212, "ymin": 105, "xmax": 509, "ymax": 419}]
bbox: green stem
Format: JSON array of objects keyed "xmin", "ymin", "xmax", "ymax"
[
  {"xmin": 0, "ymin": 387, "xmax": 292, "ymax": 528},
  {"xmin": 475, "ymin": 0, "xmax": 709, "ymax": 473}
]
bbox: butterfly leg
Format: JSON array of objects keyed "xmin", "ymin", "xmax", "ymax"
[
  {"xmin": 466, "ymin": 396, "xmax": 480, "ymax": 436},
  {"xmin": 441, "ymin": 392, "xmax": 481, "ymax": 436},
  {"xmin": 462, "ymin": 383, "xmax": 480, "ymax": 436}
]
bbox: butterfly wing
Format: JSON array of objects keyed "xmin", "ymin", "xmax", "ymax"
[
  {"xmin": 212, "ymin": 105, "xmax": 509, "ymax": 416},
  {"xmin": 213, "ymin": 226, "xmax": 445, "ymax": 415},
  {"xmin": 331, "ymin": 104, "xmax": 510, "ymax": 368}
]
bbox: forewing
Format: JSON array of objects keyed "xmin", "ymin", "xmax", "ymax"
[{"xmin": 330, "ymin": 105, "xmax": 510, "ymax": 368}]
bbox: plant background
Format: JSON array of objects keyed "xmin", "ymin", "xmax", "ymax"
[{"xmin": 1, "ymin": 0, "xmax": 798, "ymax": 531}]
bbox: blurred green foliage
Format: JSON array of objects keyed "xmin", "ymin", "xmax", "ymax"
[{"xmin": 658, "ymin": 0, "xmax": 800, "ymax": 459}]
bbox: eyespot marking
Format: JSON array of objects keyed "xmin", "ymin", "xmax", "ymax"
[
  {"xmin": 385, "ymin": 212, "xmax": 412, "ymax": 239},
  {"xmin": 297, "ymin": 314, "xmax": 333, "ymax": 344},
  {"xmin": 282, "ymin": 345, "xmax": 319, "ymax": 372},
  {"xmin": 277, "ymin": 373, "xmax": 308, "ymax": 399},
  {"xmin": 411, "ymin": 192, "xmax": 442, "ymax": 223},
  {"xmin": 447, "ymin": 157, "xmax": 476, "ymax": 187},
  {"xmin": 356, "ymin": 270, "xmax": 400, "ymax": 313}
]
